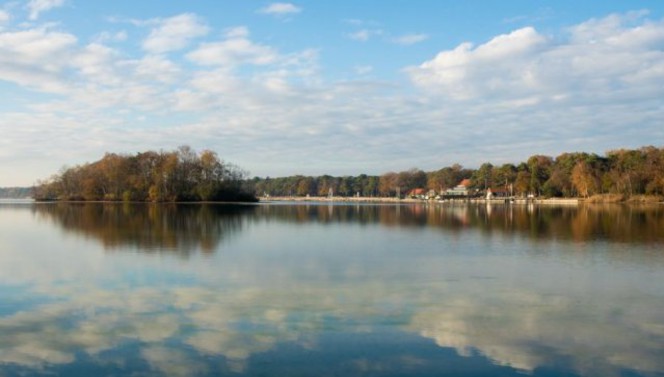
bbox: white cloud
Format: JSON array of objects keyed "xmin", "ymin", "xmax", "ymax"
[
  {"xmin": 347, "ymin": 29, "xmax": 382, "ymax": 42},
  {"xmin": 93, "ymin": 30, "xmax": 127, "ymax": 43},
  {"xmin": 0, "ymin": 27, "xmax": 77, "ymax": 92},
  {"xmin": 407, "ymin": 13, "xmax": 664, "ymax": 103},
  {"xmin": 392, "ymin": 33, "xmax": 428, "ymax": 45},
  {"xmin": 70, "ymin": 43, "xmax": 121, "ymax": 85},
  {"xmin": 0, "ymin": 9, "xmax": 9, "ymax": 23},
  {"xmin": 258, "ymin": 2, "xmax": 302, "ymax": 16},
  {"xmin": 224, "ymin": 25, "xmax": 249, "ymax": 39},
  {"xmin": 407, "ymin": 27, "xmax": 547, "ymax": 99},
  {"xmin": 0, "ymin": 28, "xmax": 76, "ymax": 67},
  {"xmin": 354, "ymin": 65, "xmax": 373, "ymax": 75},
  {"xmin": 26, "ymin": 0, "xmax": 65, "ymax": 20},
  {"xmin": 186, "ymin": 27, "xmax": 277, "ymax": 67},
  {"xmin": 132, "ymin": 55, "xmax": 181, "ymax": 83},
  {"xmin": 142, "ymin": 13, "xmax": 209, "ymax": 54}
]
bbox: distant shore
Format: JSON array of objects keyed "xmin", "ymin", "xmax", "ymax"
[
  {"xmin": 3, "ymin": 195, "xmax": 660, "ymax": 206},
  {"xmin": 260, "ymin": 195, "xmax": 663, "ymax": 205},
  {"xmin": 260, "ymin": 196, "xmax": 581, "ymax": 205}
]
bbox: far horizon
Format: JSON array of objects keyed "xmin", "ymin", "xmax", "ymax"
[{"xmin": 1, "ymin": 1, "xmax": 664, "ymax": 186}]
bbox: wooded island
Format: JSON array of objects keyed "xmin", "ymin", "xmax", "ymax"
[{"xmin": 33, "ymin": 146, "xmax": 257, "ymax": 202}]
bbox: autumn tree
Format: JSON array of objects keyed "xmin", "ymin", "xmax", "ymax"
[
  {"xmin": 379, "ymin": 172, "xmax": 399, "ymax": 197},
  {"xmin": 34, "ymin": 146, "xmax": 255, "ymax": 202},
  {"xmin": 493, "ymin": 164, "xmax": 517, "ymax": 186},
  {"xmin": 571, "ymin": 161, "xmax": 599, "ymax": 197}
]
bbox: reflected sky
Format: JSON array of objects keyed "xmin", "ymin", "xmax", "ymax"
[{"xmin": 0, "ymin": 202, "xmax": 663, "ymax": 376}]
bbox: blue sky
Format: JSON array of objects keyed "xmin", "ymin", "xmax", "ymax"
[{"xmin": 1, "ymin": 0, "xmax": 663, "ymax": 186}]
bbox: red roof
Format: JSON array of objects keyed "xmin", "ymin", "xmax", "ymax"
[
  {"xmin": 408, "ymin": 188, "xmax": 427, "ymax": 195},
  {"xmin": 409, "ymin": 188, "xmax": 427, "ymax": 195}
]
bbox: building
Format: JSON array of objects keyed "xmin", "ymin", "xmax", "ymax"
[
  {"xmin": 445, "ymin": 179, "xmax": 472, "ymax": 197},
  {"xmin": 408, "ymin": 188, "xmax": 427, "ymax": 199},
  {"xmin": 486, "ymin": 187, "xmax": 511, "ymax": 199}
]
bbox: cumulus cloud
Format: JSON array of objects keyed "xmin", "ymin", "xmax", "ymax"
[
  {"xmin": 0, "ymin": 27, "xmax": 77, "ymax": 92},
  {"xmin": 258, "ymin": 2, "xmax": 302, "ymax": 16},
  {"xmin": 407, "ymin": 26, "xmax": 547, "ymax": 99},
  {"xmin": 0, "ymin": 28, "xmax": 76, "ymax": 69},
  {"xmin": 71, "ymin": 43, "xmax": 121, "ymax": 84},
  {"xmin": 392, "ymin": 33, "xmax": 428, "ymax": 45},
  {"xmin": 406, "ymin": 13, "xmax": 664, "ymax": 103},
  {"xmin": 142, "ymin": 13, "xmax": 209, "ymax": 54},
  {"xmin": 26, "ymin": 0, "xmax": 65, "ymax": 20},
  {"xmin": 186, "ymin": 27, "xmax": 277, "ymax": 67},
  {"xmin": 132, "ymin": 54, "xmax": 181, "ymax": 82}
]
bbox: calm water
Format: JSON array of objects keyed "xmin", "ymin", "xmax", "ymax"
[{"xmin": 0, "ymin": 201, "xmax": 663, "ymax": 377}]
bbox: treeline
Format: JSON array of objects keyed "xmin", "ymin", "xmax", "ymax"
[
  {"xmin": 30, "ymin": 145, "xmax": 664, "ymax": 201},
  {"xmin": 248, "ymin": 146, "xmax": 664, "ymax": 198},
  {"xmin": 0, "ymin": 186, "xmax": 33, "ymax": 199},
  {"xmin": 249, "ymin": 166, "xmax": 473, "ymax": 198},
  {"xmin": 34, "ymin": 146, "xmax": 257, "ymax": 202}
]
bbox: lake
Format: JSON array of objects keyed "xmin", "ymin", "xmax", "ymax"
[{"xmin": 0, "ymin": 201, "xmax": 663, "ymax": 377}]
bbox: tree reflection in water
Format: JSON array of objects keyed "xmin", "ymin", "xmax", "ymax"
[
  {"xmin": 31, "ymin": 202, "xmax": 664, "ymax": 256},
  {"xmin": 253, "ymin": 202, "xmax": 664, "ymax": 244},
  {"xmin": 31, "ymin": 203, "xmax": 253, "ymax": 255}
]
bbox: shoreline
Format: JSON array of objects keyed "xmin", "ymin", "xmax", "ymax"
[
  {"xmin": 260, "ymin": 196, "xmax": 581, "ymax": 205},
  {"xmin": 260, "ymin": 196, "xmax": 663, "ymax": 205},
  {"xmin": 6, "ymin": 196, "xmax": 661, "ymax": 206}
]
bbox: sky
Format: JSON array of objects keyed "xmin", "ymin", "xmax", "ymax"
[{"xmin": 1, "ymin": 0, "xmax": 663, "ymax": 186}]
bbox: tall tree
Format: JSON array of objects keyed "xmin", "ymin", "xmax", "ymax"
[
  {"xmin": 571, "ymin": 161, "xmax": 599, "ymax": 198},
  {"xmin": 527, "ymin": 155, "xmax": 553, "ymax": 196}
]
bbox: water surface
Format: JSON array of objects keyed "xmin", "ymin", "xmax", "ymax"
[{"xmin": 1, "ymin": 201, "xmax": 663, "ymax": 376}]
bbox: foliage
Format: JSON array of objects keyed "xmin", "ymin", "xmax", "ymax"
[
  {"xmin": 30, "ymin": 145, "xmax": 664, "ymax": 201},
  {"xmin": 33, "ymin": 146, "xmax": 256, "ymax": 202},
  {"xmin": 248, "ymin": 146, "xmax": 664, "ymax": 199}
]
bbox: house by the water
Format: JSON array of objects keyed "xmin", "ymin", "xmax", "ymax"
[{"xmin": 445, "ymin": 179, "xmax": 472, "ymax": 197}]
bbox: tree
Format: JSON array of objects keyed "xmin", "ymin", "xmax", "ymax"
[
  {"xmin": 379, "ymin": 172, "xmax": 399, "ymax": 197},
  {"xmin": 571, "ymin": 161, "xmax": 599, "ymax": 198},
  {"xmin": 34, "ymin": 147, "xmax": 255, "ymax": 202},
  {"xmin": 296, "ymin": 176, "xmax": 314, "ymax": 196},
  {"xmin": 606, "ymin": 149, "xmax": 646, "ymax": 195},
  {"xmin": 514, "ymin": 165, "xmax": 531, "ymax": 196},
  {"xmin": 398, "ymin": 168, "xmax": 427, "ymax": 193},
  {"xmin": 527, "ymin": 155, "xmax": 553, "ymax": 196},
  {"xmin": 493, "ymin": 164, "xmax": 517, "ymax": 189},
  {"xmin": 472, "ymin": 162, "xmax": 493, "ymax": 190}
]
